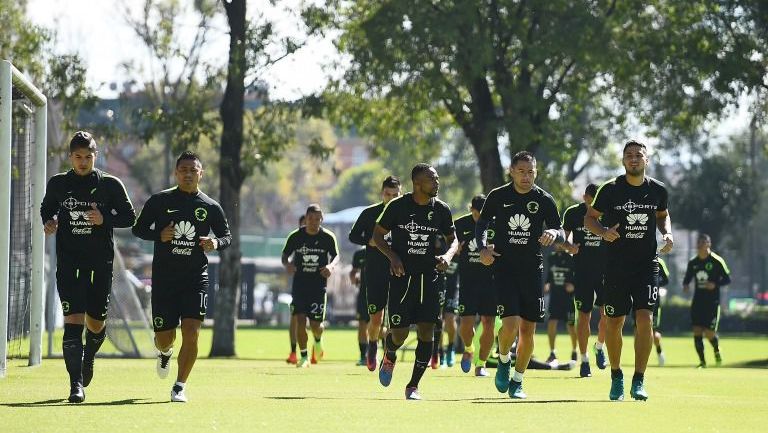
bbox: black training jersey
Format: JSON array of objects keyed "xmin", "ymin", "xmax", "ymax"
[
  {"xmin": 562, "ymin": 202, "xmax": 606, "ymax": 266},
  {"xmin": 41, "ymin": 169, "xmax": 135, "ymax": 263},
  {"xmin": 455, "ymin": 214, "xmax": 495, "ymax": 277},
  {"xmin": 591, "ymin": 175, "xmax": 668, "ymax": 263},
  {"xmin": 349, "ymin": 202, "xmax": 391, "ymax": 271},
  {"xmin": 658, "ymin": 257, "xmax": 670, "ymax": 287},
  {"xmin": 376, "ymin": 193, "xmax": 455, "ymax": 275},
  {"xmin": 546, "ymin": 251, "xmax": 574, "ymax": 289},
  {"xmin": 683, "ymin": 253, "xmax": 731, "ymax": 301},
  {"xmin": 132, "ymin": 187, "xmax": 231, "ymax": 278},
  {"xmin": 283, "ymin": 226, "xmax": 339, "ymax": 288},
  {"xmin": 479, "ymin": 184, "xmax": 561, "ymax": 258},
  {"xmin": 352, "ymin": 248, "xmax": 366, "ymax": 289}
]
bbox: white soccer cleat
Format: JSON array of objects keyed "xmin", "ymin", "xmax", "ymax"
[
  {"xmin": 156, "ymin": 349, "xmax": 173, "ymax": 379},
  {"xmin": 170, "ymin": 384, "xmax": 187, "ymax": 402},
  {"xmin": 658, "ymin": 351, "xmax": 666, "ymax": 367}
]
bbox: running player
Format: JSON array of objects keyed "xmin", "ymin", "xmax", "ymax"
[
  {"xmin": 286, "ymin": 215, "xmax": 306, "ymax": 364},
  {"xmin": 348, "ymin": 176, "xmax": 401, "ymax": 370},
  {"xmin": 132, "ymin": 150, "xmax": 231, "ymax": 402},
  {"xmin": 282, "ymin": 204, "xmax": 340, "ymax": 367},
  {"xmin": 350, "ymin": 247, "xmax": 369, "ymax": 366},
  {"xmin": 41, "ymin": 131, "xmax": 136, "ymax": 403},
  {"xmin": 562, "ymin": 184, "xmax": 608, "ymax": 377},
  {"xmin": 476, "ymin": 151, "xmax": 569, "ymax": 399},
  {"xmin": 455, "ymin": 195, "xmax": 497, "ymax": 377},
  {"xmin": 683, "ymin": 233, "xmax": 731, "ymax": 368},
  {"xmin": 544, "ymin": 244, "xmax": 577, "ymax": 366},
  {"xmin": 585, "ymin": 140, "xmax": 674, "ymax": 401},
  {"xmin": 373, "ymin": 164, "xmax": 457, "ymax": 400}
]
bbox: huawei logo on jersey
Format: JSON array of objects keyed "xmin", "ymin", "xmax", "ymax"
[
  {"xmin": 302, "ymin": 254, "xmax": 319, "ymax": 263},
  {"xmin": 174, "ymin": 221, "xmax": 196, "ymax": 240},
  {"xmin": 468, "ymin": 238, "xmax": 478, "ymax": 252},
  {"xmin": 508, "ymin": 214, "xmax": 531, "ymax": 231},
  {"xmin": 626, "ymin": 214, "xmax": 648, "ymax": 225}
]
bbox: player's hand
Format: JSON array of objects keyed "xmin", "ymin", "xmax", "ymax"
[
  {"xmin": 199, "ymin": 236, "xmax": 218, "ymax": 251},
  {"xmin": 567, "ymin": 243, "xmax": 580, "ymax": 255},
  {"xmin": 350, "ymin": 274, "xmax": 359, "ymax": 285},
  {"xmin": 435, "ymin": 255, "xmax": 450, "ymax": 272},
  {"xmin": 389, "ymin": 254, "xmax": 405, "ymax": 277},
  {"xmin": 565, "ymin": 283, "xmax": 575, "ymax": 293},
  {"xmin": 543, "ymin": 283, "xmax": 550, "ymax": 293},
  {"xmin": 86, "ymin": 203, "xmax": 104, "ymax": 225},
  {"xmin": 479, "ymin": 245, "xmax": 500, "ymax": 266},
  {"xmin": 160, "ymin": 221, "xmax": 175, "ymax": 242},
  {"xmin": 320, "ymin": 266, "xmax": 332, "ymax": 278},
  {"xmin": 538, "ymin": 229, "xmax": 558, "ymax": 246},
  {"xmin": 456, "ymin": 241, "xmax": 465, "ymax": 256},
  {"xmin": 683, "ymin": 284, "xmax": 690, "ymax": 293},
  {"xmin": 43, "ymin": 219, "xmax": 58, "ymax": 235},
  {"xmin": 705, "ymin": 281, "xmax": 716, "ymax": 290},
  {"xmin": 659, "ymin": 233, "xmax": 674, "ymax": 253},
  {"xmin": 285, "ymin": 262, "xmax": 297, "ymax": 274},
  {"xmin": 601, "ymin": 224, "xmax": 620, "ymax": 242}
]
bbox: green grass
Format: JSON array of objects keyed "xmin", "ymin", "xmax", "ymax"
[{"xmin": 1, "ymin": 329, "xmax": 766, "ymax": 433}]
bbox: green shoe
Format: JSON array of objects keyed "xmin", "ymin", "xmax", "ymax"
[
  {"xmin": 297, "ymin": 357, "xmax": 310, "ymax": 368},
  {"xmin": 495, "ymin": 359, "xmax": 512, "ymax": 393},
  {"xmin": 508, "ymin": 380, "xmax": 527, "ymax": 399},
  {"xmin": 609, "ymin": 376, "xmax": 624, "ymax": 401},
  {"xmin": 715, "ymin": 352, "xmax": 722, "ymax": 366},
  {"xmin": 630, "ymin": 379, "xmax": 648, "ymax": 401}
]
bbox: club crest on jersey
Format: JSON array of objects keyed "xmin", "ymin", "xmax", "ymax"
[
  {"xmin": 195, "ymin": 207, "xmax": 208, "ymax": 221},
  {"xmin": 526, "ymin": 201, "xmax": 539, "ymax": 214},
  {"xmin": 605, "ymin": 305, "xmax": 615, "ymax": 315},
  {"xmin": 390, "ymin": 314, "xmax": 402, "ymax": 326},
  {"xmin": 705, "ymin": 262, "xmax": 713, "ymax": 271},
  {"xmin": 61, "ymin": 301, "xmax": 70, "ymax": 313},
  {"xmin": 427, "ymin": 211, "xmax": 434, "ymax": 220},
  {"xmin": 153, "ymin": 317, "xmax": 164, "ymax": 329}
]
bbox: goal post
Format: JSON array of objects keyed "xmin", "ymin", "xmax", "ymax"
[{"xmin": 0, "ymin": 59, "xmax": 47, "ymax": 377}]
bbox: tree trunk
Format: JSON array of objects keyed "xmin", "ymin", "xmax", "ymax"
[{"xmin": 210, "ymin": 0, "xmax": 246, "ymax": 357}]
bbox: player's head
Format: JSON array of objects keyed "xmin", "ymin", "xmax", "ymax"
[
  {"xmin": 69, "ymin": 131, "xmax": 98, "ymax": 176},
  {"xmin": 697, "ymin": 233, "xmax": 712, "ymax": 251},
  {"xmin": 381, "ymin": 175, "xmax": 402, "ymax": 204},
  {"xmin": 298, "ymin": 215, "xmax": 306, "ymax": 228},
  {"xmin": 411, "ymin": 163, "xmax": 439, "ymax": 198},
  {"xmin": 584, "ymin": 183, "xmax": 598, "ymax": 204},
  {"xmin": 622, "ymin": 140, "xmax": 648, "ymax": 177},
  {"xmin": 470, "ymin": 194, "xmax": 486, "ymax": 219},
  {"xmin": 175, "ymin": 150, "xmax": 203, "ymax": 192},
  {"xmin": 510, "ymin": 151, "xmax": 537, "ymax": 192},
  {"xmin": 305, "ymin": 203, "xmax": 323, "ymax": 233}
]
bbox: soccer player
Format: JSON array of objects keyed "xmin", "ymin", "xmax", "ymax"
[
  {"xmin": 286, "ymin": 214, "xmax": 306, "ymax": 365},
  {"xmin": 562, "ymin": 184, "xmax": 608, "ymax": 377},
  {"xmin": 476, "ymin": 151, "xmax": 569, "ymax": 399},
  {"xmin": 350, "ymin": 247, "xmax": 369, "ymax": 366},
  {"xmin": 585, "ymin": 140, "xmax": 673, "ymax": 401},
  {"xmin": 372, "ymin": 164, "xmax": 457, "ymax": 400},
  {"xmin": 132, "ymin": 150, "xmax": 231, "ymax": 403},
  {"xmin": 455, "ymin": 195, "xmax": 497, "ymax": 377},
  {"xmin": 41, "ymin": 131, "xmax": 136, "ymax": 403},
  {"xmin": 348, "ymin": 176, "xmax": 401, "ymax": 370},
  {"xmin": 282, "ymin": 204, "xmax": 340, "ymax": 367},
  {"xmin": 544, "ymin": 244, "xmax": 577, "ymax": 366},
  {"xmin": 439, "ymin": 256, "xmax": 459, "ymax": 368},
  {"xmin": 683, "ymin": 233, "xmax": 731, "ymax": 368}
]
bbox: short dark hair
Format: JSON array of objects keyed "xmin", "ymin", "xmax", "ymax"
[
  {"xmin": 382, "ymin": 175, "xmax": 401, "ymax": 190},
  {"xmin": 511, "ymin": 151, "xmax": 536, "ymax": 166},
  {"xmin": 471, "ymin": 194, "xmax": 486, "ymax": 211},
  {"xmin": 698, "ymin": 233, "xmax": 711, "ymax": 243},
  {"xmin": 176, "ymin": 150, "xmax": 202, "ymax": 167},
  {"xmin": 306, "ymin": 203, "xmax": 323, "ymax": 215},
  {"xmin": 298, "ymin": 215, "xmax": 306, "ymax": 227},
  {"xmin": 623, "ymin": 140, "xmax": 647, "ymax": 154},
  {"xmin": 69, "ymin": 131, "xmax": 97, "ymax": 153},
  {"xmin": 585, "ymin": 183, "xmax": 598, "ymax": 197},
  {"xmin": 411, "ymin": 163, "xmax": 434, "ymax": 181}
]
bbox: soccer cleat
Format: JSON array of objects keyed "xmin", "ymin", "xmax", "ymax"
[
  {"xmin": 697, "ymin": 362, "xmax": 707, "ymax": 369},
  {"xmin": 475, "ymin": 366, "xmax": 489, "ymax": 377},
  {"xmin": 580, "ymin": 362, "xmax": 592, "ymax": 378},
  {"xmin": 558, "ymin": 360, "xmax": 577, "ymax": 371},
  {"xmin": 285, "ymin": 352, "xmax": 298, "ymax": 364},
  {"xmin": 82, "ymin": 358, "xmax": 94, "ymax": 387},
  {"xmin": 170, "ymin": 384, "xmax": 187, "ymax": 402},
  {"xmin": 594, "ymin": 344, "xmax": 607, "ymax": 370},
  {"xmin": 366, "ymin": 345, "xmax": 377, "ymax": 372},
  {"xmin": 379, "ymin": 356, "xmax": 395, "ymax": 387},
  {"xmin": 430, "ymin": 354, "xmax": 439, "ymax": 370},
  {"xmin": 508, "ymin": 380, "xmax": 526, "ymax": 399},
  {"xmin": 658, "ymin": 351, "xmax": 666, "ymax": 367},
  {"xmin": 630, "ymin": 379, "xmax": 648, "ymax": 401},
  {"xmin": 156, "ymin": 350, "xmax": 173, "ymax": 379},
  {"xmin": 445, "ymin": 350, "xmax": 455, "ymax": 367},
  {"xmin": 405, "ymin": 386, "xmax": 421, "ymax": 400},
  {"xmin": 296, "ymin": 357, "xmax": 310, "ymax": 368},
  {"xmin": 495, "ymin": 359, "xmax": 512, "ymax": 393},
  {"xmin": 312, "ymin": 341, "xmax": 324, "ymax": 364},
  {"xmin": 356, "ymin": 358, "xmax": 366, "ymax": 366},
  {"xmin": 68, "ymin": 381, "xmax": 85, "ymax": 403},
  {"xmin": 609, "ymin": 376, "xmax": 625, "ymax": 401},
  {"xmin": 715, "ymin": 352, "xmax": 722, "ymax": 366},
  {"xmin": 460, "ymin": 352, "xmax": 473, "ymax": 373},
  {"xmin": 545, "ymin": 352, "xmax": 557, "ymax": 364}
]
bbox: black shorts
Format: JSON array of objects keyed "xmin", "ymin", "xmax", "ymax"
[
  {"xmin": 458, "ymin": 273, "xmax": 496, "ymax": 317},
  {"xmin": 494, "ymin": 257, "xmax": 545, "ymax": 322},
  {"xmin": 548, "ymin": 289, "xmax": 575, "ymax": 325},
  {"xmin": 356, "ymin": 288, "xmax": 370, "ymax": 322},
  {"xmin": 151, "ymin": 275, "xmax": 209, "ymax": 332},
  {"xmin": 603, "ymin": 259, "xmax": 659, "ymax": 317},
  {"xmin": 691, "ymin": 298, "xmax": 720, "ymax": 330},
  {"xmin": 56, "ymin": 258, "xmax": 113, "ymax": 319},
  {"xmin": 573, "ymin": 266, "xmax": 605, "ymax": 313},
  {"xmin": 387, "ymin": 272, "xmax": 441, "ymax": 328},
  {"xmin": 365, "ymin": 264, "xmax": 389, "ymax": 316},
  {"xmin": 291, "ymin": 286, "xmax": 327, "ymax": 322}
]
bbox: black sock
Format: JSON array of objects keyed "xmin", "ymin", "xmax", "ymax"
[
  {"xmin": 709, "ymin": 336, "xmax": 720, "ymax": 353},
  {"xmin": 83, "ymin": 328, "xmax": 106, "ymax": 362},
  {"xmin": 290, "ymin": 342, "xmax": 296, "ymax": 353},
  {"xmin": 694, "ymin": 336, "xmax": 705, "ymax": 363},
  {"xmin": 385, "ymin": 334, "xmax": 401, "ymax": 362},
  {"xmin": 407, "ymin": 339, "xmax": 432, "ymax": 388},
  {"xmin": 611, "ymin": 368, "xmax": 623, "ymax": 380},
  {"xmin": 656, "ymin": 345, "xmax": 663, "ymax": 354},
  {"xmin": 314, "ymin": 336, "xmax": 322, "ymax": 343},
  {"xmin": 432, "ymin": 328, "xmax": 441, "ymax": 357},
  {"xmin": 446, "ymin": 342, "xmax": 454, "ymax": 353},
  {"xmin": 63, "ymin": 324, "xmax": 84, "ymax": 384},
  {"xmin": 632, "ymin": 372, "xmax": 644, "ymax": 383},
  {"xmin": 359, "ymin": 342, "xmax": 367, "ymax": 359},
  {"xmin": 300, "ymin": 349, "xmax": 308, "ymax": 358}
]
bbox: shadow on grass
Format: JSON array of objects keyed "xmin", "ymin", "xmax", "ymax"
[
  {"xmin": 730, "ymin": 359, "xmax": 768, "ymax": 369},
  {"xmin": 264, "ymin": 396, "xmax": 609, "ymax": 403},
  {"xmin": 1, "ymin": 398, "xmax": 168, "ymax": 407}
]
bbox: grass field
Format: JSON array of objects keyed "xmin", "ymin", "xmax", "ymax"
[{"xmin": 1, "ymin": 329, "xmax": 766, "ymax": 433}]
